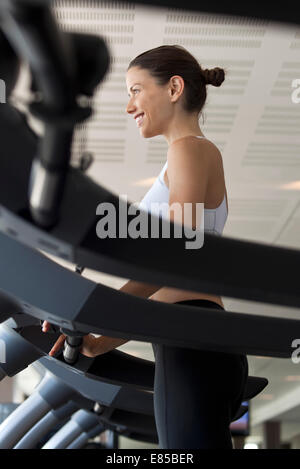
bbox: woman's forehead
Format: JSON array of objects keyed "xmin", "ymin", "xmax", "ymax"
[{"xmin": 126, "ymin": 67, "xmax": 148, "ymax": 82}]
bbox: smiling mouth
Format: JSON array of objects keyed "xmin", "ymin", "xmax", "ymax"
[{"xmin": 136, "ymin": 114, "xmax": 144, "ymax": 127}]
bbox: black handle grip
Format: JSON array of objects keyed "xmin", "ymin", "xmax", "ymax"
[{"xmin": 63, "ymin": 335, "xmax": 83, "ymax": 365}]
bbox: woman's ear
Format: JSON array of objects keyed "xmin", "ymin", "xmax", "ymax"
[{"xmin": 168, "ymin": 75, "xmax": 184, "ymax": 102}]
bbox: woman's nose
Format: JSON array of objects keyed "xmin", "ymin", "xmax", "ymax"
[
  {"xmin": 126, "ymin": 103, "xmax": 134, "ymax": 114},
  {"xmin": 126, "ymin": 97, "xmax": 136, "ymax": 115}
]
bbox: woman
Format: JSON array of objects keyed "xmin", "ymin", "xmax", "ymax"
[{"xmin": 44, "ymin": 45, "xmax": 248, "ymax": 449}]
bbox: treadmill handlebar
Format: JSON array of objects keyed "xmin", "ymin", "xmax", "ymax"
[
  {"xmin": 62, "ymin": 264, "xmax": 86, "ymax": 365},
  {"xmin": 62, "ymin": 333, "xmax": 84, "ymax": 365}
]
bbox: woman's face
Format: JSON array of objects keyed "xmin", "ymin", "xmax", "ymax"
[{"xmin": 126, "ymin": 66, "xmax": 177, "ymax": 138}]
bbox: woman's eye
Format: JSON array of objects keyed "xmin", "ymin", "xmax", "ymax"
[{"xmin": 128, "ymin": 89, "xmax": 139, "ymax": 98}]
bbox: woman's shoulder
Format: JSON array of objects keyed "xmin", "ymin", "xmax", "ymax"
[
  {"xmin": 167, "ymin": 135, "xmax": 222, "ymax": 170},
  {"xmin": 169, "ymin": 134, "xmax": 221, "ymax": 155}
]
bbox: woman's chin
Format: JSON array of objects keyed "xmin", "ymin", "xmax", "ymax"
[{"xmin": 140, "ymin": 128, "xmax": 159, "ymax": 139}]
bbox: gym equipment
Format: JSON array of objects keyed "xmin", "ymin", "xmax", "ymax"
[
  {"xmin": 1, "ymin": 0, "xmax": 299, "ymax": 449},
  {"xmin": 0, "ymin": 3, "xmax": 299, "ymax": 311},
  {"xmin": 0, "ymin": 231, "xmax": 299, "ymax": 358},
  {"xmin": 0, "ymin": 30, "xmax": 20, "ymax": 97},
  {"xmin": 0, "ymin": 1, "xmax": 109, "ymax": 229},
  {"xmin": 0, "ymin": 298, "xmax": 264, "ymax": 448},
  {"xmin": 123, "ymin": 0, "xmax": 300, "ymax": 26},
  {"xmin": 0, "ymin": 313, "xmax": 154, "ymax": 448}
]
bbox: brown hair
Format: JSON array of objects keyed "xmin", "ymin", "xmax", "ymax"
[{"xmin": 127, "ymin": 45, "xmax": 226, "ymax": 116}]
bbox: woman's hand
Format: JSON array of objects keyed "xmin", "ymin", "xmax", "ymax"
[
  {"xmin": 47, "ymin": 333, "xmax": 102, "ymax": 358},
  {"xmin": 42, "ymin": 323, "xmax": 129, "ymax": 358},
  {"xmin": 42, "ymin": 320, "xmax": 52, "ymax": 333}
]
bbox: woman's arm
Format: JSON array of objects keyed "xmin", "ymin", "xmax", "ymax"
[
  {"xmin": 86, "ymin": 280, "xmax": 162, "ymax": 354},
  {"xmin": 43, "ymin": 280, "xmax": 161, "ymax": 332},
  {"xmin": 45, "ymin": 279, "xmax": 162, "ymax": 357},
  {"xmin": 167, "ymin": 137, "xmax": 210, "ymax": 230},
  {"xmin": 119, "ymin": 279, "xmax": 162, "ymax": 298}
]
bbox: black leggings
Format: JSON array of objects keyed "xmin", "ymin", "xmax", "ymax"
[{"xmin": 152, "ymin": 299, "xmax": 248, "ymax": 449}]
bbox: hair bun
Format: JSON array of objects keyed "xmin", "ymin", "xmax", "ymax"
[{"xmin": 202, "ymin": 67, "xmax": 225, "ymax": 87}]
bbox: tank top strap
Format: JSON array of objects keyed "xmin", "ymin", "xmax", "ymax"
[{"xmin": 158, "ymin": 160, "xmax": 168, "ymax": 184}]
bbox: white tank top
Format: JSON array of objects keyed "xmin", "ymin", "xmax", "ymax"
[{"xmin": 139, "ymin": 136, "xmax": 228, "ymax": 235}]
